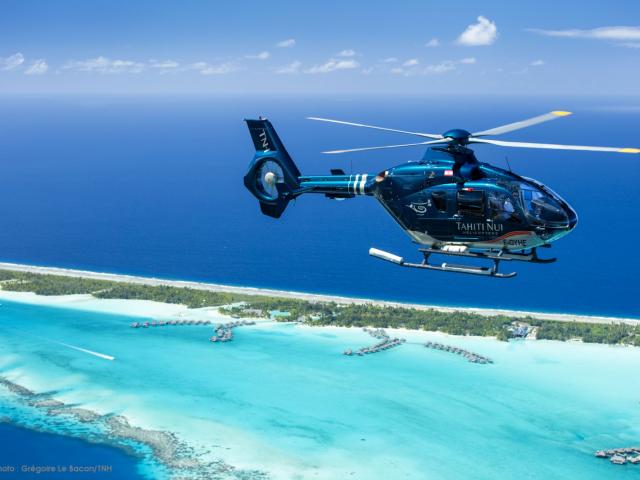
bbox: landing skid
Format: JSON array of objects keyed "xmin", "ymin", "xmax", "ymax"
[
  {"xmin": 369, "ymin": 246, "xmax": 556, "ymax": 278},
  {"xmin": 419, "ymin": 246, "xmax": 557, "ymax": 264}
]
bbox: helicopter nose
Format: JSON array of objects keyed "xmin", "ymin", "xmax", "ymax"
[{"xmin": 565, "ymin": 204, "xmax": 578, "ymax": 231}]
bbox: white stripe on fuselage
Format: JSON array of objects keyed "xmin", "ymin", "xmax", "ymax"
[
  {"xmin": 359, "ymin": 174, "xmax": 367, "ymax": 194},
  {"xmin": 345, "ymin": 174, "xmax": 367, "ymax": 195}
]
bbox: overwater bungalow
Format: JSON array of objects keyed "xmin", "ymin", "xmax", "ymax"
[
  {"xmin": 345, "ymin": 330, "xmax": 406, "ymax": 357},
  {"xmin": 611, "ymin": 455, "xmax": 627, "ymax": 465},
  {"xmin": 424, "ymin": 341, "xmax": 493, "ymax": 364}
]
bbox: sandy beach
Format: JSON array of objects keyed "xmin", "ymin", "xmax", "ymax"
[{"xmin": 0, "ymin": 262, "xmax": 637, "ymax": 325}]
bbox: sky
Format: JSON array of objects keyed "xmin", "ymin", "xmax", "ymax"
[{"xmin": 1, "ymin": 0, "xmax": 640, "ymax": 95}]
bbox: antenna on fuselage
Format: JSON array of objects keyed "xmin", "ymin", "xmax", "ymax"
[{"xmin": 505, "ymin": 156, "xmax": 512, "ymax": 173}]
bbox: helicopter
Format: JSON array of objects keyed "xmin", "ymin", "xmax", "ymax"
[{"xmin": 243, "ymin": 112, "xmax": 639, "ymax": 278}]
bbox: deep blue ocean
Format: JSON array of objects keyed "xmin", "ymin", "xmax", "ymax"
[
  {"xmin": 0, "ymin": 423, "xmax": 143, "ymax": 479},
  {"xmin": 0, "ymin": 94, "xmax": 638, "ymax": 317}
]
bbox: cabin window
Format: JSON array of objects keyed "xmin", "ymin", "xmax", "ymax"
[
  {"xmin": 457, "ymin": 190, "xmax": 484, "ymax": 217},
  {"xmin": 431, "ymin": 191, "xmax": 448, "ymax": 213}
]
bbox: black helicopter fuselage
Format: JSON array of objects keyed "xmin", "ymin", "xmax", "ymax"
[
  {"xmin": 242, "ymin": 115, "xmax": 633, "ymax": 276},
  {"xmin": 296, "ymin": 147, "xmax": 578, "ymax": 252}
]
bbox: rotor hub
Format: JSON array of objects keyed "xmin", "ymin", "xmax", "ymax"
[{"xmin": 442, "ymin": 129, "xmax": 471, "ymax": 144}]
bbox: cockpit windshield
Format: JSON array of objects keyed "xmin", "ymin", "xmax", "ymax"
[{"xmin": 520, "ymin": 183, "xmax": 568, "ymax": 225}]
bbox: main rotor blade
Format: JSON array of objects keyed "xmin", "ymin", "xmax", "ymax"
[
  {"xmin": 470, "ymin": 137, "xmax": 640, "ymax": 154},
  {"xmin": 307, "ymin": 117, "xmax": 443, "ymax": 139},
  {"xmin": 322, "ymin": 138, "xmax": 450, "ymax": 155},
  {"xmin": 472, "ymin": 111, "xmax": 572, "ymax": 137}
]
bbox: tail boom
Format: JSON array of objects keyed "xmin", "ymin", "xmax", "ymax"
[
  {"xmin": 298, "ymin": 174, "xmax": 374, "ymax": 198},
  {"xmin": 244, "ymin": 117, "xmax": 373, "ymax": 217}
]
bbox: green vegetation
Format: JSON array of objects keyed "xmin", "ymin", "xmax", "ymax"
[
  {"xmin": 0, "ymin": 271, "xmax": 253, "ymax": 308},
  {"xmin": 533, "ymin": 320, "xmax": 640, "ymax": 346},
  {"xmin": 0, "ymin": 269, "xmax": 638, "ymax": 346},
  {"xmin": 0, "ymin": 271, "xmax": 114, "ymax": 295},
  {"xmin": 302, "ymin": 304, "xmax": 521, "ymax": 338},
  {"xmin": 221, "ymin": 297, "xmax": 336, "ymax": 320}
]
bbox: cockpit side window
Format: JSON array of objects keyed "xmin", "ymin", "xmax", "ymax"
[
  {"xmin": 431, "ymin": 191, "xmax": 448, "ymax": 213},
  {"xmin": 488, "ymin": 191, "xmax": 521, "ymax": 223},
  {"xmin": 457, "ymin": 190, "xmax": 484, "ymax": 217}
]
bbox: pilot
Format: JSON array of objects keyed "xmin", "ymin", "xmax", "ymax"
[
  {"xmin": 490, "ymin": 195, "xmax": 518, "ymax": 222},
  {"xmin": 503, "ymin": 197, "xmax": 515, "ymax": 215}
]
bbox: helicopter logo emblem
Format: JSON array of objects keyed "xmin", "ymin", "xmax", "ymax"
[{"xmin": 406, "ymin": 202, "xmax": 430, "ymax": 214}]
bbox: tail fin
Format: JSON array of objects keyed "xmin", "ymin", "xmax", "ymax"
[{"xmin": 244, "ymin": 118, "xmax": 301, "ymax": 218}]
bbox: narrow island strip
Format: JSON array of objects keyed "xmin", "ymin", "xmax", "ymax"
[{"xmin": 0, "ymin": 262, "xmax": 638, "ymax": 346}]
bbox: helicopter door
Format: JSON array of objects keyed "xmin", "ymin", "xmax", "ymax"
[
  {"xmin": 408, "ymin": 187, "xmax": 456, "ymax": 241},
  {"xmin": 453, "ymin": 189, "xmax": 486, "ymax": 240},
  {"xmin": 430, "ymin": 191, "xmax": 448, "ymax": 213}
]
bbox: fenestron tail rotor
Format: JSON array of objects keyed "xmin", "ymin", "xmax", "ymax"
[
  {"xmin": 308, "ymin": 111, "xmax": 640, "ymax": 155},
  {"xmin": 255, "ymin": 159, "xmax": 284, "ymax": 201}
]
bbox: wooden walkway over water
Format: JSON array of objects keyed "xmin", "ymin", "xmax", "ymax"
[
  {"xmin": 130, "ymin": 318, "xmax": 256, "ymax": 344},
  {"xmin": 343, "ymin": 328, "xmax": 406, "ymax": 356},
  {"xmin": 424, "ymin": 341, "xmax": 493, "ymax": 364},
  {"xmin": 595, "ymin": 447, "xmax": 640, "ymax": 465}
]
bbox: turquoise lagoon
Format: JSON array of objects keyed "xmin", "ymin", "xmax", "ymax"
[{"xmin": 0, "ymin": 298, "xmax": 639, "ymax": 479}]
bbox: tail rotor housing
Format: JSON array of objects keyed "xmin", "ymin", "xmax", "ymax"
[{"xmin": 244, "ymin": 118, "xmax": 301, "ymax": 218}]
